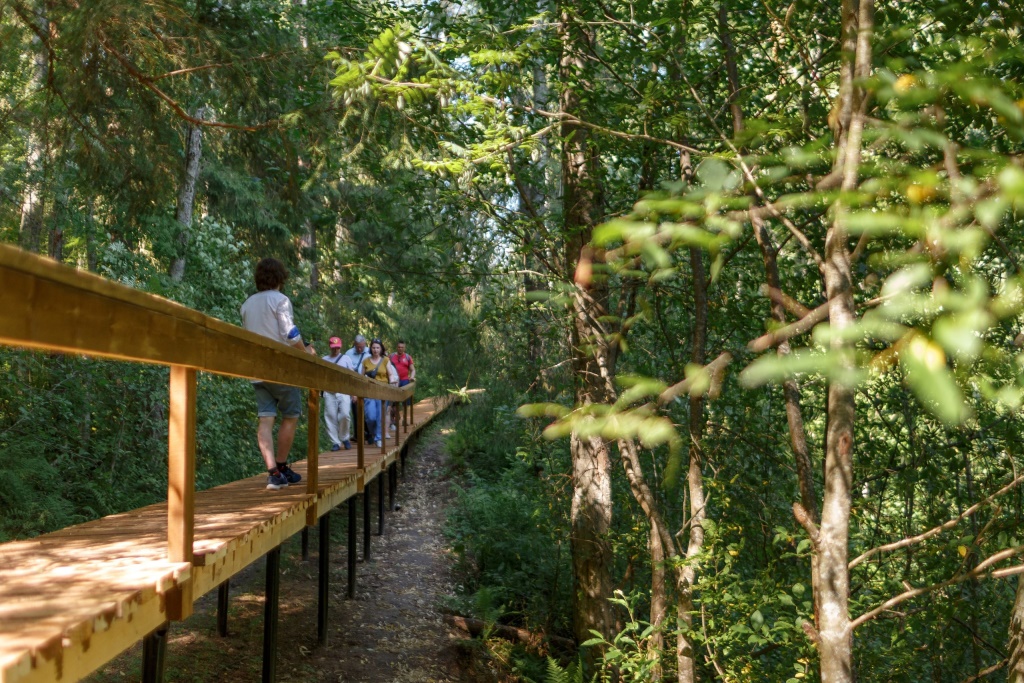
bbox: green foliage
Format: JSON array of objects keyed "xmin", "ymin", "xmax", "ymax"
[{"xmin": 443, "ymin": 388, "xmax": 572, "ymax": 636}]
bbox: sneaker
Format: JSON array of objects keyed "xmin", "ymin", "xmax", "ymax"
[
  {"xmin": 373, "ymin": 440, "xmax": 382, "ymax": 448},
  {"xmin": 330, "ymin": 443, "xmax": 341, "ymax": 452},
  {"xmin": 267, "ymin": 472, "xmax": 289, "ymax": 490},
  {"xmin": 278, "ymin": 464, "xmax": 301, "ymax": 484},
  {"xmin": 389, "ymin": 424, "xmax": 397, "ymax": 431},
  {"xmin": 343, "ymin": 440, "xmax": 351, "ymax": 450}
]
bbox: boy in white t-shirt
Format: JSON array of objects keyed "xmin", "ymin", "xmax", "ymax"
[{"xmin": 240, "ymin": 257, "xmax": 317, "ymax": 490}]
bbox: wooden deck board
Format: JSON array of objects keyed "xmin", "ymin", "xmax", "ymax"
[{"xmin": 0, "ymin": 395, "xmax": 451, "ymax": 683}]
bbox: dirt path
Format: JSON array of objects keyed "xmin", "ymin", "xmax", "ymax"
[{"xmin": 88, "ymin": 423, "xmax": 473, "ymax": 683}]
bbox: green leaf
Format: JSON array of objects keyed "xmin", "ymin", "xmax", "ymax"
[{"xmin": 900, "ymin": 334, "xmax": 971, "ymax": 424}]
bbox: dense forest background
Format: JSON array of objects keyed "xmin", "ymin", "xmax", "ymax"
[{"xmin": 3, "ymin": 1, "xmax": 1024, "ymax": 682}]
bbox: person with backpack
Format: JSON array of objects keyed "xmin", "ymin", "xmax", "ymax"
[
  {"xmin": 322, "ymin": 336, "xmax": 354, "ymax": 451},
  {"xmin": 388, "ymin": 340, "xmax": 415, "ymax": 430},
  {"xmin": 360, "ymin": 338, "xmax": 398, "ymax": 447}
]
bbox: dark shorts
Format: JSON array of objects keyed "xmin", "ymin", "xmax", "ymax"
[
  {"xmin": 253, "ymin": 382, "xmax": 302, "ymax": 418},
  {"xmin": 399, "ymin": 378, "xmax": 412, "ymax": 405}
]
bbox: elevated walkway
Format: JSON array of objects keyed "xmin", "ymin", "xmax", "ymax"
[{"xmin": 0, "ymin": 245, "xmax": 453, "ymax": 682}]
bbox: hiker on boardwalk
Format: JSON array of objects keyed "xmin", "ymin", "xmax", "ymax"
[
  {"xmin": 322, "ymin": 336, "xmax": 354, "ymax": 451},
  {"xmin": 361, "ymin": 339, "xmax": 398, "ymax": 447},
  {"xmin": 240, "ymin": 257, "xmax": 315, "ymax": 490},
  {"xmin": 388, "ymin": 340, "xmax": 415, "ymax": 429},
  {"xmin": 341, "ymin": 334, "xmax": 370, "ymax": 442}
]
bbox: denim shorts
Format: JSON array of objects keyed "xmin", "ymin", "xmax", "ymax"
[
  {"xmin": 399, "ymin": 378, "xmax": 413, "ymax": 406},
  {"xmin": 253, "ymin": 382, "xmax": 302, "ymax": 418}
]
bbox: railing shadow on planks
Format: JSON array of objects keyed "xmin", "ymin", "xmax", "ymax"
[{"xmin": 0, "ymin": 244, "xmax": 455, "ymax": 683}]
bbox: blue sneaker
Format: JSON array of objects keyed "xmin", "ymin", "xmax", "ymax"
[
  {"xmin": 278, "ymin": 463, "xmax": 301, "ymax": 484},
  {"xmin": 267, "ymin": 472, "xmax": 289, "ymax": 490},
  {"xmin": 330, "ymin": 443, "xmax": 341, "ymax": 452},
  {"xmin": 343, "ymin": 440, "xmax": 351, "ymax": 450}
]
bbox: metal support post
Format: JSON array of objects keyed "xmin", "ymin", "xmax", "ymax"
[
  {"xmin": 141, "ymin": 624, "xmax": 168, "ymax": 683},
  {"xmin": 317, "ymin": 513, "xmax": 330, "ymax": 646},
  {"xmin": 262, "ymin": 546, "xmax": 281, "ymax": 683},
  {"xmin": 377, "ymin": 473, "xmax": 385, "ymax": 536},
  {"xmin": 363, "ymin": 487, "xmax": 371, "ymax": 561},
  {"xmin": 217, "ymin": 580, "xmax": 230, "ymax": 637},
  {"xmin": 388, "ymin": 463, "xmax": 396, "ymax": 511},
  {"xmin": 347, "ymin": 498, "xmax": 357, "ymax": 599},
  {"xmin": 355, "ymin": 398, "xmax": 365, "ymax": 470}
]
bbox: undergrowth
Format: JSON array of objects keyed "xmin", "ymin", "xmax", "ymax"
[{"xmin": 441, "ymin": 385, "xmax": 574, "ymax": 681}]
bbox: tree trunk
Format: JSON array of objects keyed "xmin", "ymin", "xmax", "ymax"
[
  {"xmin": 676, "ymin": 248, "xmax": 708, "ymax": 683},
  {"xmin": 19, "ymin": 11, "xmax": 49, "ymax": 254},
  {"xmin": 170, "ymin": 110, "xmax": 206, "ymax": 282},
  {"xmin": 817, "ymin": 2, "xmax": 872, "ymax": 681},
  {"xmin": 1009, "ymin": 576, "xmax": 1024, "ymax": 682},
  {"xmin": 559, "ymin": 3, "xmax": 615, "ymax": 669}
]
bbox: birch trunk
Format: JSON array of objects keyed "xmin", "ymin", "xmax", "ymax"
[
  {"xmin": 170, "ymin": 110, "xmax": 206, "ymax": 282},
  {"xmin": 19, "ymin": 12, "xmax": 49, "ymax": 254},
  {"xmin": 818, "ymin": 1, "xmax": 873, "ymax": 681}
]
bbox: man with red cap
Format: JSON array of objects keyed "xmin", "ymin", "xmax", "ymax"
[{"xmin": 322, "ymin": 336, "xmax": 355, "ymax": 450}]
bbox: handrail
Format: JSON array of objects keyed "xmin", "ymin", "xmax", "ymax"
[
  {"xmin": 0, "ymin": 244, "xmax": 413, "ymax": 402},
  {"xmin": 0, "ymin": 243, "xmax": 417, "ymax": 622}
]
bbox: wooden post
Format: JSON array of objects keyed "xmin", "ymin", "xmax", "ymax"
[
  {"xmin": 167, "ymin": 365, "xmax": 196, "ymax": 620},
  {"xmin": 306, "ymin": 389, "xmax": 320, "ymax": 527},
  {"xmin": 380, "ymin": 400, "xmax": 387, "ymax": 455},
  {"xmin": 355, "ymin": 398, "xmax": 365, "ymax": 471}
]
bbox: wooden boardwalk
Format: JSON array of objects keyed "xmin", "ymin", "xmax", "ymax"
[{"xmin": 0, "ymin": 395, "xmax": 450, "ymax": 683}]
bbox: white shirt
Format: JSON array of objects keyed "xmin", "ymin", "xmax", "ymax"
[
  {"xmin": 240, "ymin": 290, "xmax": 301, "ymax": 346},
  {"xmin": 322, "ymin": 352, "xmax": 355, "ymax": 371},
  {"xmin": 322, "ymin": 351, "xmax": 355, "ymax": 396}
]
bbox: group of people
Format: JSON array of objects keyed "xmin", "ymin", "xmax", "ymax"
[
  {"xmin": 320, "ymin": 334, "xmax": 415, "ymax": 452},
  {"xmin": 239, "ymin": 257, "xmax": 415, "ymax": 491}
]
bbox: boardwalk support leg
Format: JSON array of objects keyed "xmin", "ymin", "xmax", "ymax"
[
  {"xmin": 142, "ymin": 624, "xmax": 168, "ymax": 683},
  {"xmin": 301, "ymin": 527, "xmax": 309, "ymax": 561},
  {"xmin": 377, "ymin": 473, "xmax": 385, "ymax": 536},
  {"xmin": 217, "ymin": 580, "xmax": 230, "ymax": 637},
  {"xmin": 262, "ymin": 546, "xmax": 281, "ymax": 683},
  {"xmin": 318, "ymin": 513, "xmax": 330, "ymax": 646},
  {"xmin": 347, "ymin": 498, "xmax": 357, "ymax": 599},
  {"xmin": 388, "ymin": 463, "xmax": 396, "ymax": 511},
  {"xmin": 363, "ymin": 487, "xmax": 371, "ymax": 561}
]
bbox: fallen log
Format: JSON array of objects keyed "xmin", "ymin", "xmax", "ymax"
[{"xmin": 443, "ymin": 614, "xmax": 576, "ymax": 652}]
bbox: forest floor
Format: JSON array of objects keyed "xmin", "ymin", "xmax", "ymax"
[{"xmin": 86, "ymin": 422, "xmax": 490, "ymax": 683}]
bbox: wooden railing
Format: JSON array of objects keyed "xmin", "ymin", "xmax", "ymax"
[{"xmin": 0, "ymin": 244, "xmax": 415, "ymax": 619}]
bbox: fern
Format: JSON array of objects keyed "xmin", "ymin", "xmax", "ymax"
[{"xmin": 544, "ymin": 657, "xmax": 584, "ymax": 683}]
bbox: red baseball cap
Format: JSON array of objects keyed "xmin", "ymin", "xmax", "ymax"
[{"xmin": 329, "ymin": 336, "xmax": 342, "ymax": 348}]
